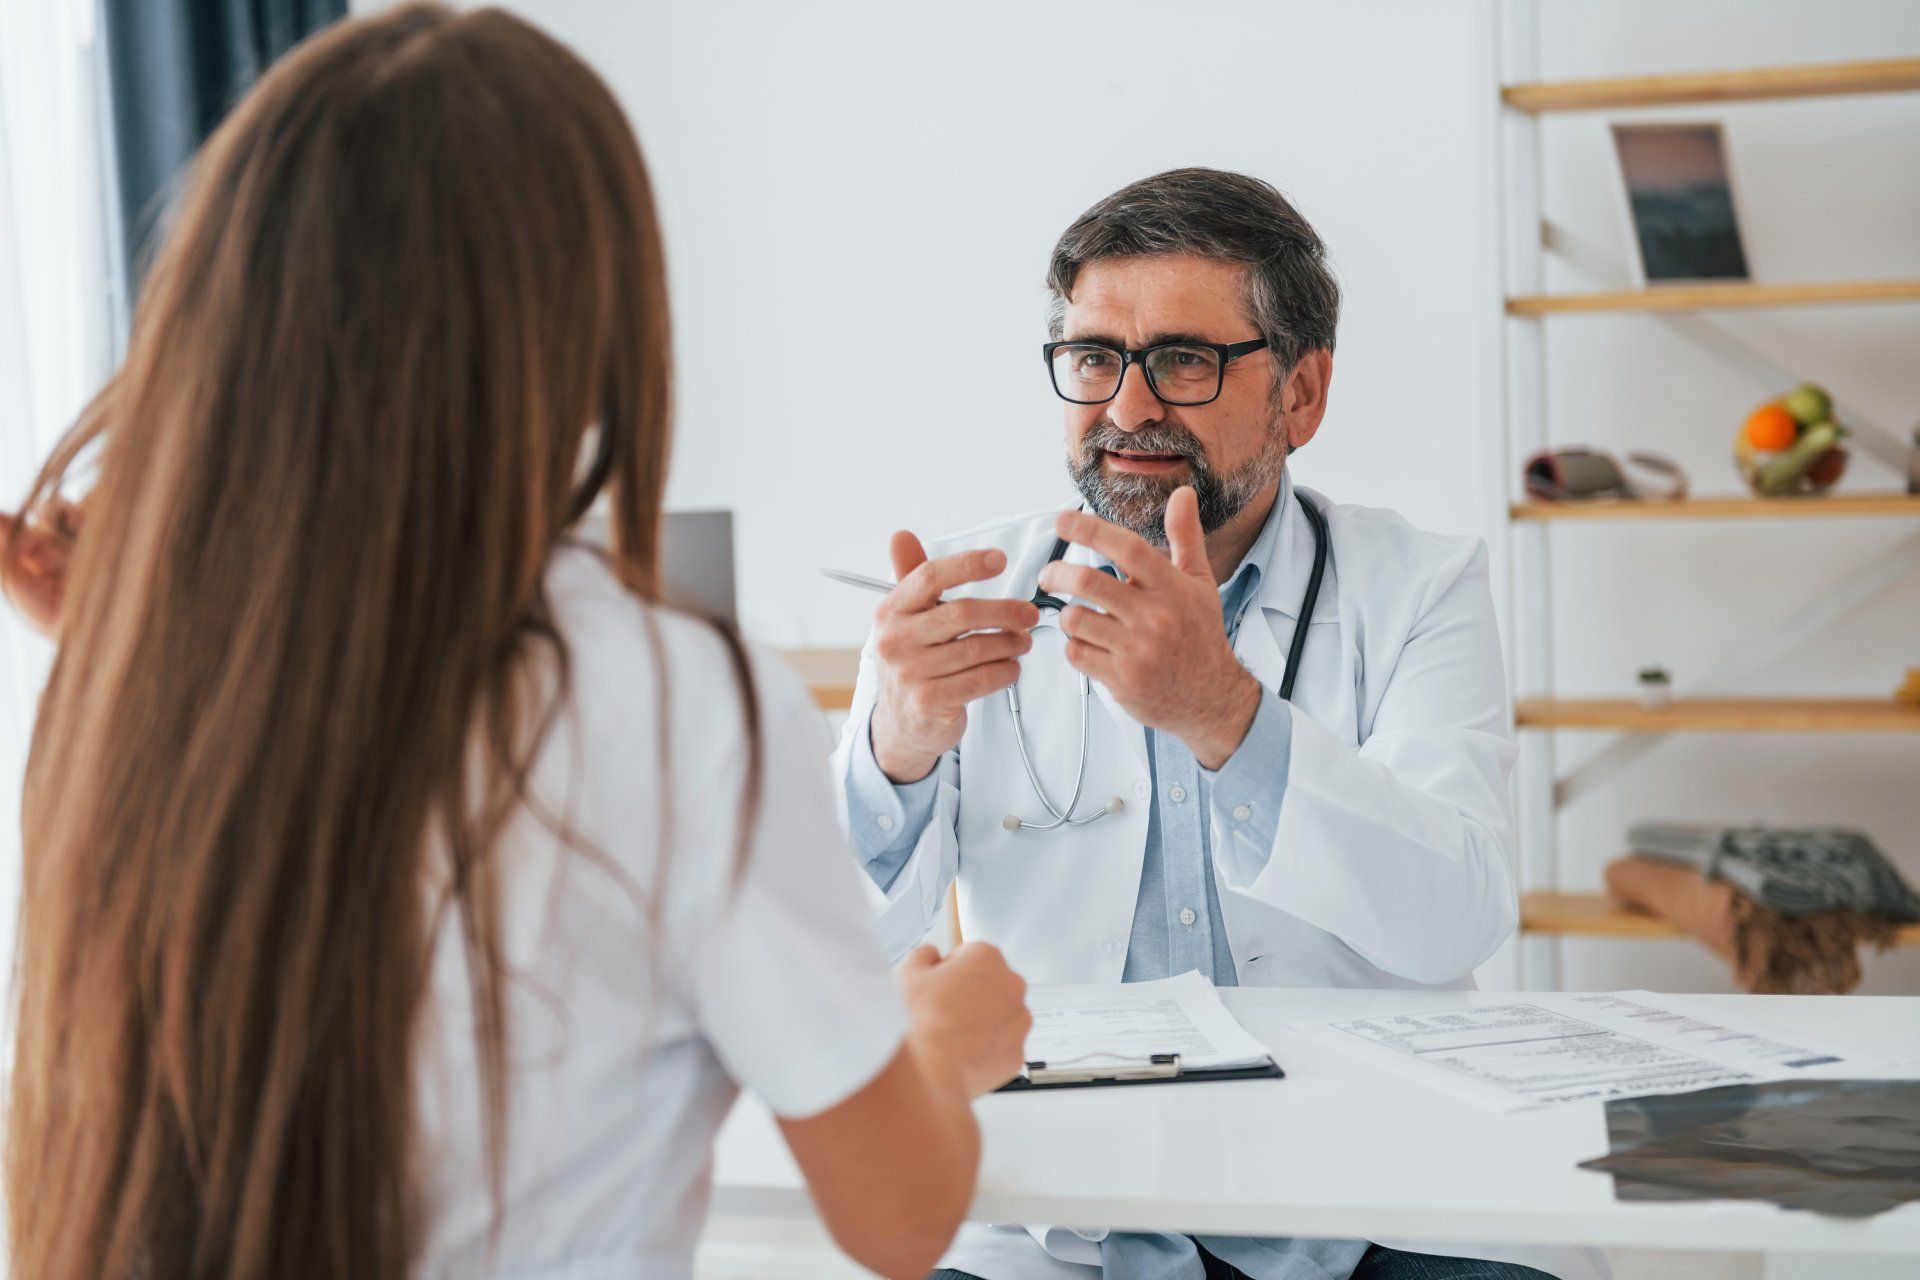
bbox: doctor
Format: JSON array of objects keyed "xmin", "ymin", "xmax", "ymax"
[{"xmin": 834, "ymin": 169, "xmax": 1602, "ymax": 1280}]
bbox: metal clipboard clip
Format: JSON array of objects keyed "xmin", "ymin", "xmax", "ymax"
[{"xmin": 1023, "ymin": 1052, "xmax": 1182, "ymax": 1086}]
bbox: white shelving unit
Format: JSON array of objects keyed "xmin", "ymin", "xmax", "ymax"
[{"xmin": 1493, "ymin": 5, "xmax": 1920, "ymax": 988}]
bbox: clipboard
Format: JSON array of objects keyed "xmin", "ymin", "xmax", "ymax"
[{"xmin": 996, "ymin": 1051, "xmax": 1285, "ymax": 1092}]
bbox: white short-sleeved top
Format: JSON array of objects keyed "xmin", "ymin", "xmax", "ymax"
[{"xmin": 414, "ymin": 546, "xmax": 905, "ymax": 1279}]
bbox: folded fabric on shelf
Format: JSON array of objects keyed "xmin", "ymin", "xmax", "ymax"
[{"xmin": 1606, "ymin": 824, "xmax": 1919, "ymax": 994}]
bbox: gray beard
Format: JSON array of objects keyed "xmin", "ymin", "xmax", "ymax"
[{"xmin": 1067, "ymin": 419, "xmax": 1288, "ymax": 546}]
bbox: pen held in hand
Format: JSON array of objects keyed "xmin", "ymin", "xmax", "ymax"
[
  {"xmin": 819, "ymin": 568, "xmax": 896, "ymax": 595},
  {"xmin": 822, "ymin": 566, "xmax": 1053, "ymax": 632}
]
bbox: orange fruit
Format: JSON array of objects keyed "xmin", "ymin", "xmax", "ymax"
[{"xmin": 1745, "ymin": 404, "xmax": 1797, "ymax": 453}]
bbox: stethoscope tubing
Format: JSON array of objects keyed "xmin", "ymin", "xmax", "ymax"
[
  {"xmin": 1002, "ymin": 490, "xmax": 1327, "ymax": 834},
  {"xmin": 1002, "ymin": 660, "xmax": 1107, "ymax": 832}
]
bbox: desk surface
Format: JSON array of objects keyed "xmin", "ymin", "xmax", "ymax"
[{"xmin": 713, "ymin": 987, "xmax": 1920, "ymax": 1256}]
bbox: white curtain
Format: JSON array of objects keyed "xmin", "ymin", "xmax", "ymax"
[{"xmin": 0, "ymin": 0, "xmax": 118, "ymax": 1004}]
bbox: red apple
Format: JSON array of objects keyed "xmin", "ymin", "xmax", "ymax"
[{"xmin": 1803, "ymin": 445, "xmax": 1848, "ymax": 491}]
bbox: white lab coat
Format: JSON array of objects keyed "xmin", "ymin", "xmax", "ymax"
[{"xmin": 831, "ymin": 480, "xmax": 1608, "ymax": 1280}]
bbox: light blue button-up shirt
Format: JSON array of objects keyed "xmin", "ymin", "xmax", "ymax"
[
  {"xmin": 844, "ymin": 486, "xmax": 1368, "ymax": 1280},
  {"xmin": 1118, "ymin": 496, "xmax": 1284, "ymax": 989}
]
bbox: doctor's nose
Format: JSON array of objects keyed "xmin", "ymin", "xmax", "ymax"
[{"xmin": 1105, "ymin": 362, "xmax": 1167, "ymax": 433}]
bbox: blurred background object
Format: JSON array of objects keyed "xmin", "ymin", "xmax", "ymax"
[
  {"xmin": 1525, "ymin": 447, "xmax": 1689, "ymax": 502},
  {"xmin": 1734, "ymin": 382, "xmax": 1850, "ymax": 496},
  {"xmin": 99, "ymin": 0, "xmax": 347, "ymax": 334},
  {"xmin": 1606, "ymin": 823, "xmax": 1920, "ymax": 993},
  {"xmin": 1610, "ymin": 121, "xmax": 1750, "ymax": 285}
]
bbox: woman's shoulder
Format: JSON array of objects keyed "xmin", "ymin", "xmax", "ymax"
[
  {"xmin": 542, "ymin": 543, "xmax": 814, "ymax": 763},
  {"xmin": 532, "ymin": 545, "xmax": 834, "ymax": 929}
]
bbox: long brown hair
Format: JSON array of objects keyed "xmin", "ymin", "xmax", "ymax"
[{"xmin": 6, "ymin": 6, "xmax": 680, "ymax": 1277}]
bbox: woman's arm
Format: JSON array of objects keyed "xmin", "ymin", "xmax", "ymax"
[{"xmin": 778, "ymin": 942, "xmax": 1027, "ymax": 1280}]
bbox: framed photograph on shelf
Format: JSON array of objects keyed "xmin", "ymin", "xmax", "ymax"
[{"xmin": 1610, "ymin": 121, "xmax": 1751, "ymax": 285}]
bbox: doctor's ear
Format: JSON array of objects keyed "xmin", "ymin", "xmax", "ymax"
[{"xmin": 1279, "ymin": 350, "xmax": 1332, "ymax": 451}]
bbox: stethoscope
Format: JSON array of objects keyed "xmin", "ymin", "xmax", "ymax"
[{"xmin": 1002, "ymin": 490, "xmax": 1329, "ymax": 834}]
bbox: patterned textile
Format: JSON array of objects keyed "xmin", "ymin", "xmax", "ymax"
[{"xmin": 1627, "ymin": 823, "xmax": 1920, "ymax": 921}]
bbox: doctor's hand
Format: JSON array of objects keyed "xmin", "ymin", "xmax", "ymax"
[
  {"xmin": 1039, "ymin": 486, "xmax": 1262, "ymax": 772},
  {"xmin": 895, "ymin": 942, "xmax": 1031, "ymax": 1098},
  {"xmin": 868, "ymin": 533, "xmax": 1041, "ymax": 785}
]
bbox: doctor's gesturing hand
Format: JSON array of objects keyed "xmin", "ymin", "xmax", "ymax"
[
  {"xmin": 868, "ymin": 535, "xmax": 1041, "ymax": 785},
  {"xmin": 1039, "ymin": 485, "xmax": 1262, "ymax": 772}
]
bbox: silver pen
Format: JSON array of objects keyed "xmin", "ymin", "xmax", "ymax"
[
  {"xmin": 819, "ymin": 568, "xmax": 896, "ymax": 595},
  {"xmin": 824, "ymin": 567, "xmax": 1056, "ymax": 620}
]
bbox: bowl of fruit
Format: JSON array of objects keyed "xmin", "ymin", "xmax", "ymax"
[{"xmin": 1736, "ymin": 383, "xmax": 1848, "ymax": 497}]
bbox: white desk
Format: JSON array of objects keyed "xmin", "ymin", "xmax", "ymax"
[{"xmin": 714, "ymin": 987, "xmax": 1920, "ymax": 1274}]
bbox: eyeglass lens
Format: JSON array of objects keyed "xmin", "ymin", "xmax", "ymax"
[{"xmin": 1049, "ymin": 344, "xmax": 1224, "ymax": 405}]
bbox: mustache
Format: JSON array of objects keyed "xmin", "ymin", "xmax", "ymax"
[{"xmin": 1078, "ymin": 421, "xmax": 1212, "ymax": 471}]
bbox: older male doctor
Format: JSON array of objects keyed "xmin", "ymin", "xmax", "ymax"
[{"xmin": 834, "ymin": 169, "xmax": 1603, "ymax": 1280}]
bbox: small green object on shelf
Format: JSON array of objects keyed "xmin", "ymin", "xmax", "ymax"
[
  {"xmin": 1755, "ymin": 420, "xmax": 1840, "ymax": 494},
  {"xmin": 1780, "ymin": 382, "xmax": 1831, "ymax": 426}
]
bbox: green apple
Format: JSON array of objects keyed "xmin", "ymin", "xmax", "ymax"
[{"xmin": 1782, "ymin": 383, "xmax": 1832, "ymax": 426}]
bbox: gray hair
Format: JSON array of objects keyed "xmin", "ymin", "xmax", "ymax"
[{"xmin": 1045, "ymin": 168, "xmax": 1341, "ymax": 376}]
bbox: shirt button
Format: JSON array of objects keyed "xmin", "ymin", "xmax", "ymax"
[
  {"xmin": 1232, "ymin": 804, "xmax": 1253, "ymax": 822},
  {"xmin": 1105, "ymin": 938, "xmax": 1122, "ymax": 955},
  {"xmin": 875, "ymin": 813, "xmax": 895, "ymax": 832},
  {"xmin": 1179, "ymin": 907, "xmax": 1198, "ymax": 926},
  {"xmin": 1169, "ymin": 784, "xmax": 1188, "ymax": 803},
  {"xmin": 1133, "ymin": 778, "xmax": 1150, "ymax": 799}
]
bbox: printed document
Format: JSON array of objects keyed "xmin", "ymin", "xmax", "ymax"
[
  {"xmin": 1298, "ymin": 991, "xmax": 1888, "ymax": 1112},
  {"xmin": 1023, "ymin": 970, "xmax": 1271, "ymax": 1071}
]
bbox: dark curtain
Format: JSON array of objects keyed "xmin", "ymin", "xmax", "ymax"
[{"xmin": 101, "ymin": 0, "xmax": 347, "ymax": 307}]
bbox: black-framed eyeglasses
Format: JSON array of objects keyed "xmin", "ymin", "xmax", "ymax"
[{"xmin": 1042, "ymin": 337, "xmax": 1269, "ymax": 407}]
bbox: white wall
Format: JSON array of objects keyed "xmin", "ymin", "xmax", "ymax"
[
  {"xmin": 350, "ymin": 0, "xmax": 1920, "ymax": 995},
  {"xmin": 364, "ymin": 0, "xmax": 1512, "ymax": 644}
]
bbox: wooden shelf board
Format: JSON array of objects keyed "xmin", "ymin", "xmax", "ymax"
[
  {"xmin": 1502, "ymin": 56, "xmax": 1920, "ymax": 113},
  {"xmin": 1522, "ymin": 892, "xmax": 1694, "ymax": 939},
  {"xmin": 1521, "ymin": 892, "xmax": 1920, "ymax": 946},
  {"xmin": 1511, "ymin": 492, "xmax": 1920, "ymax": 522},
  {"xmin": 1515, "ymin": 697, "xmax": 1920, "ymax": 734},
  {"xmin": 798, "ymin": 655, "xmax": 1920, "ymax": 731},
  {"xmin": 778, "ymin": 646, "xmax": 861, "ymax": 712},
  {"xmin": 1507, "ymin": 278, "xmax": 1920, "ymax": 316}
]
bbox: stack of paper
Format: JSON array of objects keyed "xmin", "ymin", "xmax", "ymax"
[
  {"xmin": 1022, "ymin": 970, "xmax": 1272, "ymax": 1072},
  {"xmin": 1295, "ymin": 990, "xmax": 1893, "ymax": 1113}
]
